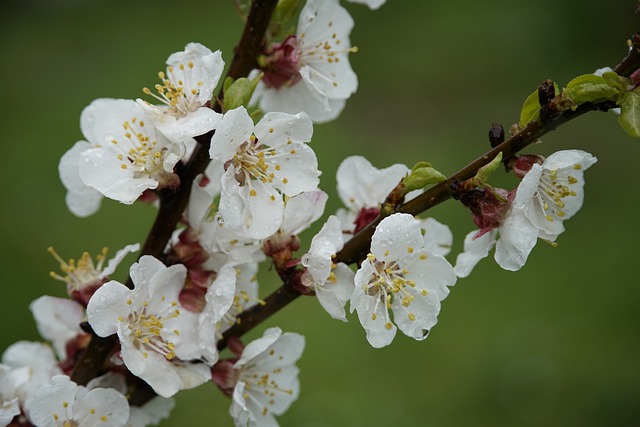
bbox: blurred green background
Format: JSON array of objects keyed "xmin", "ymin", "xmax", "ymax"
[{"xmin": 1, "ymin": 0, "xmax": 639, "ymax": 426}]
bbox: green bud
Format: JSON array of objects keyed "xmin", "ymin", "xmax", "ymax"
[
  {"xmin": 404, "ymin": 166, "xmax": 446, "ymax": 192},
  {"xmin": 602, "ymin": 71, "xmax": 629, "ymax": 93},
  {"xmin": 473, "ymin": 152, "xmax": 503, "ymax": 185},
  {"xmin": 564, "ymin": 74, "xmax": 621, "ymax": 105},
  {"xmin": 618, "ymin": 91, "xmax": 640, "ymax": 138},
  {"xmin": 269, "ymin": 0, "xmax": 302, "ymax": 38},
  {"xmin": 223, "ymin": 73, "xmax": 263, "ymax": 111},
  {"xmin": 411, "ymin": 161, "xmax": 432, "ymax": 171}
]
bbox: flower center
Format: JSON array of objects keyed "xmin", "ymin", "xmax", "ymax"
[
  {"xmin": 48, "ymin": 246, "xmax": 108, "ymax": 290},
  {"xmin": 127, "ymin": 299, "xmax": 181, "ymax": 360},
  {"xmin": 538, "ymin": 167, "xmax": 579, "ymax": 222},
  {"xmin": 241, "ymin": 363, "xmax": 294, "ymax": 416},
  {"xmin": 143, "ymin": 63, "xmax": 205, "ymax": 116},
  {"xmin": 262, "ymin": 35, "xmax": 302, "ymax": 89},
  {"xmin": 110, "ymin": 117, "xmax": 166, "ymax": 176},
  {"xmin": 364, "ymin": 253, "xmax": 426, "ymax": 328},
  {"xmin": 227, "ymin": 135, "xmax": 277, "ymax": 188}
]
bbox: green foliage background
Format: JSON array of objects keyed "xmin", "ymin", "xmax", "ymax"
[{"xmin": 1, "ymin": 0, "xmax": 639, "ymax": 425}]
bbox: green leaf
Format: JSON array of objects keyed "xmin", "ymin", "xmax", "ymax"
[
  {"xmin": 223, "ymin": 77, "xmax": 234, "ymax": 95},
  {"xmin": 602, "ymin": 71, "xmax": 629, "ymax": 92},
  {"xmin": 473, "ymin": 152, "xmax": 503, "ymax": 185},
  {"xmin": 618, "ymin": 91, "xmax": 640, "ymax": 138},
  {"xmin": 519, "ymin": 83, "xmax": 560, "ymax": 127},
  {"xmin": 411, "ymin": 161, "xmax": 432, "ymax": 171},
  {"xmin": 564, "ymin": 74, "xmax": 621, "ymax": 105},
  {"xmin": 404, "ymin": 166, "xmax": 446, "ymax": 192},
  {"xmin": 223, "ymin": 73, "xmax": 262, "ymax": 111}
]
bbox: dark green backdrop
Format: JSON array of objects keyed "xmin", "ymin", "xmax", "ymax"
[{"xmin": 1, "ymin": 1, "xmax": 638, "ymax": 425}]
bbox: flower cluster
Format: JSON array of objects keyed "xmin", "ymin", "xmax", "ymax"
[{"xmin": 2, "ymin": 0, "xmax": 609, "ymax": 426}]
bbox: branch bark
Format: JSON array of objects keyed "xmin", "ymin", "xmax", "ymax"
[{"xmin": 218, "ymin": 32, "xmax": 640, "ymax": 348}]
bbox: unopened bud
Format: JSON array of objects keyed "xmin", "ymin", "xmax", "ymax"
[
  {"xmin": 512, "ymin": 154, "xmax": 545, "ymax": 179},
  {"xmin": 488, "ymin": 123, "xmax": 504, "ymax": 147},
  {"xmin": 404, "ymin": 165, "xmax": 446, "ymax": 192}
]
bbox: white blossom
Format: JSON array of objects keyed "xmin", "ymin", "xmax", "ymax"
[
  {"xmin": 86, "ymin": 372, "xmax": 175, "ymax": 427},
  {"xmin": 454, "ymin": 150, "xmax": 597, "ymax": 275},
  {"xmin": 25, "ymin": 375, "xmax": 129, "ymax": 427},
  {"xmin": 253, "ymin": 0, "xmax": 358, "ymax": 122},
  {"xmin": 209, "ymin": 106, "xmax": 319, "ymax": 239},
  {"xmin": 301, "ymin": 215, "xmax": 354, "ymax": 321},
  {"xmin": 139, "ymin": 42, "xmax": 224, "ymax": 146},
  {"xmin": 76, "ymin": 98, "xmax": 184, "ymax": 205},
  {"xmin": 87, "ymin": 256, "xmax": 219, "ymax": 397},
  {"xmin": 230, "ymin": 327, "xmax": 305, "ymax": 427},
  {"xmin": 30, "ymin": 296, "xmax": 85, "ymax": 359},
  {"xmin": 0, "ymin": 365, "xmax": 23, "ymax": 425},
  {"xmin": 48, "ymin": 243, "xmax": 139, "ymax": 297},
  {"xmin": 335, "ymin": 155, "xmax": 409, "ymax": 235},
  {"xmin": 1, "ymin": 341, "xmax": 62, "ymax": 407},
  {"xmin": 350, "ymin": 213, "xmax": 456, "ymax": 348}
]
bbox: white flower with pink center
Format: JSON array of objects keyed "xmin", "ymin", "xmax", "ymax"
[
  {"xmin": 74, "ymin": 98, "xmax": 185, "ymax": 205},
  {"xmin": 351, "ymin": 213, "xmax": 456, "ymax": 348},
  {"xmin": 25, "ymin": 375, "xmax": 129, "ymax": 427},
  {"xmin": 209, "ymin": 106, "xmax": 319, "ymax": 240},
  {"xmin": 254, "ymin": 0, "xmax": 358, "ymax": 123},
  {"xmin": 454, "ymin": 150, "xmax": 597, "ymax": 275},
  {"xmin": 87, "ymin": 256, "xmax": 222, "ymax": 397},
  {"xmin": 230, "ymin": 327, "xmax": 304, "ymax": 427},
  {"xmin": 139, "ymin": 42, "xmax": 224, "ymax": 145},
  {"xmin": 301, "ymin": 215, "xmax": 355, "ymax": 321}
]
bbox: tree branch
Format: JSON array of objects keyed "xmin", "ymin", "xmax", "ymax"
[
  {"xmin": 219, "ymin": 32, "xmax": 640, "ymax": 348},
  {"xmin": 71, "ymin": 0, "xmax": 279, "ymax": 386}
]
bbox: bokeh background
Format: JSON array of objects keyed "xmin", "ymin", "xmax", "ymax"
[{"xmin": 1, "ymin": 0, "xmax": 639, "ymax": 426}]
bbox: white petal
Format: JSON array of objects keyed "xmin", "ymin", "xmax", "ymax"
[
  {"xmin": 30, "ymin": 296, "xmax": 84, "ymax": 359},
  {"xmin": 86, "ymin": 281, "xmax": 132, "ymax": 337},
  {"xmin": 420, "ymin": 217, "xmax": 454, "ymax": 256},
  {"xmin": 543, "ymin": 149, "xmax": 597, "ymax": 171},
  {"xmin": 101, "ymin": 244, "xmax": 140, "ymax": 278},
  {"xmin": 403, "ymin": 252, "xmax": 455, "ymax": 301},
  {"xmin": 314, "ymin": 263, "xmax": 355, "ymax": 322},
  {"xmin": 59, "ymin": 140, "xmax": 103, "ymax": 217},
  {"xmin": 220, "ymin": 168, "xmax": 284, "ymax": 239},
  {"xmin": 166, "ymin": 44, "xmax": 224, "ymax": 106},
  {"xmin": 26, "ymin": 375, "xmax": 78, "ymax": 427},
  {"xmin": 453, "ymin": 230, "xmax": 497, "ymax": 278},
  {"xmin": 337, "ymin": 156, "xmax": 408, "ymax": 210},
  {"xmin": 370, "ymin": 213, "xmax": 423, "ymax": 262},
  {"xmin": 79, "ymin": 147, "xmax": 157, "ymax": 204},
  {"xmin": 209, "ymin": 106, "xmax": 254, "ymax": 163},
  {"xmin": 392, "ymin": 286, "xmax": 441, "ymax": 341},
  {"xmin": 74, "ymin": 387, "xmax": 130, "ymax": 427},
  {"xmin": 235, "ymin": 327, "xmax": 282, "ymax": 367},
  {"xmin": 495, "ymin": 208, "xmax": 539, "ymax": 271},
  {"xmin": 270, "ymin": 142, "xmax": 320, "ymax": 196},
  {"xmin": 257, "ymin": 79, "xmax": 347, "ymax": 123},
  {"xmin": 80, "ymin": 98, "xmax": 142, "ymax": 147},
  {"xmin": 281, "ymin": 190, "xmax": 328, "ymax": 236},
  {"xmin": 254, "ymin": 111, "xmax": 313, "ymax": 147}
]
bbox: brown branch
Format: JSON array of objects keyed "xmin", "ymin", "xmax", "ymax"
[
  {"xmin": 71, "ymin": 0, "xmax": 279, "ymax": 386},
  {"xmin": 218, "ymin": 32, "xmax": 640, "ymax": 349}
]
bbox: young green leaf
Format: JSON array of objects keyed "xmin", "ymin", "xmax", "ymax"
[
  {"xmin": 564, "ymin": 74, "xmax": 621, "ymax": 105},
  {"xmin": 618, "ymin": 91, "xmax": 640, "ymax": 138}
]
